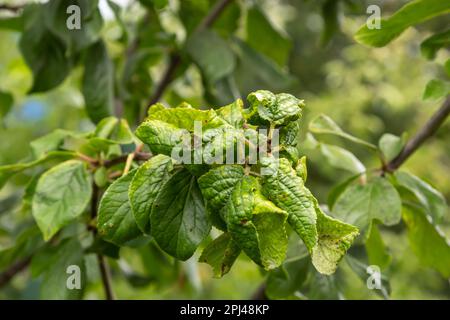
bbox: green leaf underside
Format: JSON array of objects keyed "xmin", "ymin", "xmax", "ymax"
[
  {"xmin": 402, "ymin": 204, "xmax": 450, "ymax": 278},
  {"xmin": 129, "ymin": 155, "xmax": 173, "ymax": 234},
  {"xmin": 199, "ymin": 232, "xmax": 241, "ymax": 278},
  {"xmin": 395, "ymin": 171, "xmax": 447, "ymax": 224},
  {"xmin": 224, "ymin": 176, "xmax": 288, "ymax": 270},
  {"xmin": 98, "ymin": 169, "xmax": 143, "ymax": 246},
  {"xmin": 309, "ymin": 114, "xmax": 376, "ymax": 149},
  {"xmin": 333, "ymin": 177, "xmax": 402, "ymax": 234},
  {"xmin": 151, "ymin": 169, "xmax": 210, "ymax": 260},
  {"xmin": 186, "ymin": 29, "xmax": 236, "ymax": 84},
  {"xmin": 378, "ymin": 133, "xmax": 404, "ymax": 162},
  {"xmin": 39, "ymin": 239, "xmax": 86, "ymax": 299},
  {"xmin": 354, "ymin": 0, "xmax": 450, "ymax": 47},
  {"xmin": 365, "ymin": 224, "xmax": 392, "ymax": 270},
  {"xmin": 32, "ymin": 160, "xmax": 92, "ymax": 240}
]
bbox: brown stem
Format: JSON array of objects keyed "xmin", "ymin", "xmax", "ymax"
[
  {"xmin": 144, "ymin": 0, "xmax": 234, "ymax": 116},
  {"xmin": 0, "ymin": 257, "xmax": 31, "ymax": 288},
  {"xmin": 91, "ymin": 181, "xmax": 116, "ymax": 300},
  {"xmin": 386, "ymin": 96, "xmax": 450, "ymax": 172},
  {"xmin": 96, "ymin": 254, "xmax": 116, "ymax": 300},
  {"xmin": 103, "ymin": 151, "xmax": 151, "ymax": 168},
  {"xmin": 250, "ymin": 283, "xmax": 267, "ymax": 300},
  {"xmin": 194, "ymin": 0, "xmax": 233, "ymax": 33}
]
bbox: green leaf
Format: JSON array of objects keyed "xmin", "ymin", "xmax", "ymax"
[
  {"xmin": 311, "ymin": 206, "xmax": 359, "ymax": 275},
  {"xmin": 19, "ymin": 4, "xmax": 70, "ymax": 93},
  {"xmin": 215, "ymin": 99, "xmax": 245, "ymax": 128},
  {"xmin": 309, "ymin": 114, "xmax": 377, "ymax": 149},
  {"xmin": 420, "ymin": 29, "xmax": 450, "ymax": 60},
  {"xmin": 365, "ymin": 224, "xmax": 391, "ymax": 270},
  {"xmin": 0, "ymin": 151, "xmax": 76, "ymax": 190},
  {"xmin": 333, "ymin": 177, "xmax": 402, "ymax": 234},
  {"xmin": 232, "ymin": 38, "xmax": 295, "ymax": 94},
  {"xmin": 0, "ymin": 90, "xmax": 13, "ymax": 119},
  {"xmin": 32, "ymin": 160, "xmax": 92, "ymax": 240},
  {"xmin": 198, "ymin": 165, "xmax": 245, "ymax": 212},
  {"xmin": 82, "ymin": 40, "xmax": 114, "ymax": 123},
  {"xmin": 354, "ymin": 0, "xmax": 450, "ymax": 47},
  {"xmin": 129, "ymin": 155, "xmax": 173, "ymax": 234},
  {"xmin": 295, "ymin": 156, "xmax": 307, "ymax": 182},
  {"xmin": 186, "ymin": 30, "xmax": 235, "ymax": 84},
  {"xmin": 246, "ymin": 6, "xmax": 291, "ymax": 66},
  {"xmin": 402, "ymin": 204, "xmax": 450, "ymax": 278},
  {"xmin": 0, "ymin": 16, "xmax": 24, "ymax": 32},
  {"xmin": 247, "ymin": 90, "xmax": 304, "ymax": 126},
  {"xmin": 0, "ymin": 226, "xmax": 43, "ymax": 271},
  {"xmin": 319, "ymin": 143, "xmax": 366, "ymax": 174},
  {"xmin": 378, "ymin": 133, "xmax": 405, "ymax": 162},
  {"xmin": 147, "ymin": 106, "xmax": 227, "ymax": 131},
  {"xmin": 39, "ymin": 239, "xmax": 86, "ymax": 299},
  {"xmin": 224, "ymin": 176, "xmax": 288, "ymax": 270},
  {"xmin": 199, "ymin": 232, "xmax": 241, "ymax": 278},
  {"xmin": 265, "ymin": 256, "xmax": 309, "ymax": 299},
  {"xmin": 327, "ymin": 174, "xmax": 361, "ymax": 210},
  {"xmin": 395, "ymin": 171, "xmax": 447, "ymax": 224},
  {"xmin": 30, "ymin": 129, "xmax": 73, "ymax": 159},
  {"xmin": 321, "ymin": 0, "xmax": 340, "ymax": 45},
  {"xmin": 45, "ymin": 0, "xmax": 103, "ymax": 54},
  {"xmin": 94, "ymin": 117, "xmax": 133, "ymax": 144},
  {"xmin": 98, "ymin": 169, "xmax": 143, "ymax": 245},
  {"xmin": 135, "ymin": 119, "xmax": 190, "ymax": 156},
  {"xmin": 423, "ymin": 79, "xmax": 450, "ymax": 101},
  {"xmin": 260, "ymin": 157, "xmax": 317, "ymax": 251},
  {"xmin": 345, "ymin": 254, "xmax": 391, "ymax": 299},
  {"xmin": 151, "ymin": 169, "xmax": 210, "ymax": 260}
]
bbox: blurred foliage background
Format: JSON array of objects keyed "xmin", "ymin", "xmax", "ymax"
[{"xmin": 0, "ymin": 0, "xmax": 449, "ymax": 299}]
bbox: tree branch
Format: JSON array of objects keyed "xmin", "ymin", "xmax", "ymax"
[
  {"xmin": 386, "ymin": 95, "xmax": 450, "ymax": 172},
  {"xmin": 0, "ymin": 257, "xmax": 31, "ymax": 288},
  {"xmin": 144, "ymin": 0, "xmax": 234, "ymax": 115}
]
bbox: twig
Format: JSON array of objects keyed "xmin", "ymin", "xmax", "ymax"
[
  {"xmin": 96, "ymin": 254, "xmax": 116, "ymax": 300},
  {"xmin": 194, "ymin": 0, "xmax": 233, "ymax": 32},
  {"xmin": 103, "ymin": 151, "xmax": 151, "ymax": 168},
  {"xmin": 0, "ymin": 257, "xmax": 31, "ymax": 288},
  {"xmin": 90, "ymin": 181, "xmax": 116, "ymax": 300},
  {"xmin": 146, "ymin": 52, "xmax": 181, "ymax": 108},
  {"xmin": 144, "ymin": 0, "xmax": 234, "ymax": 115},
  {"xmin": 250, "ymin": 283, "xmax": 267, "ymax": 300},
  {"xmin": 385, "ymin": 96, "xmax": 450, "ymax": 172}
]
